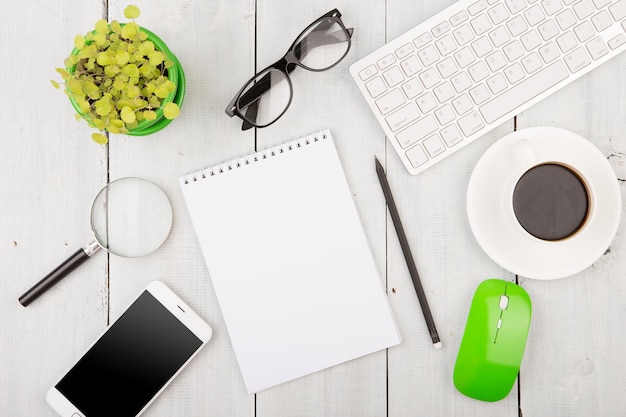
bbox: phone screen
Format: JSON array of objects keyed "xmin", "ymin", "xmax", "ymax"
[{"xmin": 55, "ymin": 290, "xmax": 203, "ymax": 417}]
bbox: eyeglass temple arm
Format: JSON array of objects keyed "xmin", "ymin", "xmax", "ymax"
[
  {"xmin": 237, "ymin": 72, "xmax": 271, "ymax": 130},
  {"xmin": 239, "ymin": 25, "xmax": 353, "ymax": 130},
  {"xmin": 241, "ymin": 108, "xmax": 256, "ymax": 130},
  {"xmin": 242, "ymin": 26, "xmax": 353, "ymax": 106}
]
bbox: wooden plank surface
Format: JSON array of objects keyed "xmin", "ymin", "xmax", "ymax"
[
  {"xmin": 385, "ymin": 2, "xmax": 518, "ymax": 416},
  {"xmin": 517, "ymin": 51, "xmax": 626, "ymax": 417},
  {"xmin": 106, "ymin": 1, "xmax": 255, "ymax": 416},
  {"xmin": 0, "ymin": 2, "xmax": 108, "ymax": 417},
  {"xmin": 253, "ymin": 2, "xmax": 389, "ymax": 416},
  {"xmin": 1, "ymin": 0, "xmax": 625, "ymax": 416}
]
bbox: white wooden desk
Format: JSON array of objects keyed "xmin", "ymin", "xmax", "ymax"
[{"xmin": 2, "ymin": 1, "xmax": 625, "ymax": 416}]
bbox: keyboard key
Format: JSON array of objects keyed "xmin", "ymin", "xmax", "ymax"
[
  {"xmin": 377, "ymin": 54, "xmax": 397, "ymax": 70},
  {"xmin": 395, "ymin": 43, "xmax": 415, "ymax": 60},
  {"xmin": 521, "ymin": 30, "xmax": 543, "ymax": 50},
  {"xmin": 376, "ymin": 89, "xmax": 406, "ymax": 114},
  {"xmin": 416, "ymin": 92, "xmax": 438, "ymax": 112},
  {"xmin": 433, "ymin": 82, "xmax": 456, "ymax": 102},
  {"xmin": 471, "ymin": 36, "xmax": 494, "ymax": 57},
  {"xmin": 468, "ymin": 0, "xmax": 488, "ymax": 15},
  {"xmin": 432, "ymin": 21, "xmax": 451, "ymax": 37},
  {"xmin": 541, "ymin": 0, "xmax": 563, "ymax": 15},
  {"xmin": 454, "ymin": 46, "xmax": 477, "ymax": 67},
  {"xmin": 573, "ymin": 0, "xmax": 594, "ymax": 19},
  {"xmin": 453, "ymin": 24, "xmax": 476, "ymax": 45},
  {"xmin": 458, "ymin": 110, "xmax": 485, "ymax": 135},
  {"xmin": 591, "ymin": 11, "xmax": 612, "ymax": 32},
  {"xmin": 538, "ymin": 19, "xmax": 560, "ymax": 40},
  {"xmin": 539, "ymin": 41, "xmax": 561, "ymax": 62},
  {"xmin": 418, "ymin": 45, "xmax": 440, "ymax": 66},
  {"xmin": 468, "ymin": 61, "xmax": 490, "ymax": 81},
  {"xmin": 436, "ymin": 34, "xmax": 458, "ymax": 55},
  {"xmin": 488, "ymin": 3, "xmax": 510, "ymax": 24},
  {"xmin": 555, "ymin": 9, "xmax": 577, "ymax": 30},
  {"xmin": 507, "ymin": 15, "xmax": 529, "ymax": 36},
  {"xmin": 489, "ymin": 26, "xmax": 512, "ymax": 47},
  {"xmin": 506, "ymin": 0, "xmax": 528, "ymax": 14},
  {"xmin": 557, "ymin": 31, "xmax": 578, "ymax": 52},
  {"xmin": 504, "ymin": 62, "xmax": 527, "ymax": 83},
  {"xmin": 414, "ymin": 32, "xmax": 434, "ymax": 48},
  {"xmin": 423, "ymin": 135, "xmax": 446, "ymax": 157},
  {"xmin": 469, "ymin": 83, "xmax": 492, "ymax": 104},
  {"xmin": 591, "ymin": 0, "xmax": 611, "ymax": 9},
  {"xmin": 564, "ymin": 46, "xmax": 591, "ymax": 73},
  {"xmin": 401, "ymin": 55, "xmax": 423, "ymax": 77},
  {"xmin": 451, "ymin": 71, "xmax": 473, "ymax": 92},
  {"xmin": 384, "ymin": 67, "xmax": 405, "ymax": 87},
  {"xmin": 419, "ymin": 67, "xmax": 442, "ymax": 88},
  {"xmin": 486, "ymin": 73, "xmax": 509, "ymax": 94},
  {"xmin": 401, "ymin": 78, "xmax": 424, "ymax": 99},
  {"xmin": 479, "ymin": 61, "xmax": 569, "ymax": 123},
  {"xmin": 440, "ymin": 124, "xmax": 463, "ymax": 146},
  {"xmin": 609, "ymin": 0, "xmax": 626, "ymax": 21},
  {"xmin": 366, "ymin": 76, "xmax": 387, "ymax": 97},
  {"xmin": 406, "ymin": 145, "xmax": 429, "ymax": 167},
  {"xmin": 608, "ymin": 33, "xmax": 626, "ymax": 50},
  {"xmin": 396, "ymin": 115, "xmax": 439, "ymax": 148},
  {"xmin": 436, "ymin": 57, "xmax": 459, "ymax": 78},
  {"xmin": 386, "ymin": 102, "xmax": 421, "ymax": 131},
  {"xmin": 470, "ymin": 14, "xmax": 493, "ymax": 35},
  {"xmin": 486, "ymin": 50, "xmax": 508, "ymax": 71},
  {"xmin": 503, "ymin": 40, "xmax": 525, "ymax": 60},
  {"xmin": 452, "ymin": 94, "xmax": 474, "ymax": 114},
  {"xmin": 524, "ymin": 5, "xmax": 547, "ymax": 26},
  {"xmin": 434, "ymin": 104, "xmax": 456, "ymax": 124},
  {"xmin": 521, "ymin": 52, "xmax": 543, "ymax": 73},
  {"xmin": 358, "ymin": 65, "xmax": 378, "ymax": 80},
  {"xmin": 349, "ymin": 0, "xmax": 626, "ymax": 176},
  {"xmin": 451, "ymin": 10, "xmax": 469, "ymax": 26},
  {"xmin": 574, "ymin": 21, "xmax": 595, "ymax": 42},
  {"xmin": 585, "ymin": 36, "xmax": 609, "ymax": 59}
]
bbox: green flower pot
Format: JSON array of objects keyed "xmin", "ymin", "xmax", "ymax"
[{"xmin": 67, "ymin": 26, "xmax": 185, "ymax": 137}]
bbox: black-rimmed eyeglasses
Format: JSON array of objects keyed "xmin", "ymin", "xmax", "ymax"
[{"xmin": 225, "ymin": 9, "xmax": 353, "ymax": 130}]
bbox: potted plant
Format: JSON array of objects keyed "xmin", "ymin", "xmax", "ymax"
[{"xmin": 51, "ymin": 5, "xmax": 185, "ymax": 144}]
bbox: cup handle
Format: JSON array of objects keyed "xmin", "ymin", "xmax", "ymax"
[{"xmin": 514, "ymin": 139, "xmax": 538, "ymax": 167}]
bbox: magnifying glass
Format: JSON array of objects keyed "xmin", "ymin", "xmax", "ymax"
[{"xmin": 19, "ymin": 177, "xmax": 173, "ymax": 307}]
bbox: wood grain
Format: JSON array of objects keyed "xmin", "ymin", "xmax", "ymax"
[
  {"xmin": 0, "ymin": 2, "xmax": 107, "ymax": 417},
  {"xmin": 1, "ymin": 0, "xmax": 625, "ymax": 416}
]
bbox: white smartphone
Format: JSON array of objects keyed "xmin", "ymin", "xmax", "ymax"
[{"xmin": 46, "ymin": 281, "xmax": 212, "ymax": 417}]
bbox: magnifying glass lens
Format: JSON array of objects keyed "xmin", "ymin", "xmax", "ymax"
[
  {"xmin": 19, "ymin": 177, "xmax": 173, "ymax": 307},
  {"xmin": 91, "ymin": 177, "xmax": 173, "ymax": 257}
]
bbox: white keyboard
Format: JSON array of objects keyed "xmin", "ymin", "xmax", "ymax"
[{"xmin": 350, "ymin": 0, "xmax": 626, "ymax": 175}]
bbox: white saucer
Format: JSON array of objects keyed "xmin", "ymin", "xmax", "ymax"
[{"xmin": 467, "ymin": 127, "xmax": 621, "ymax": 280}]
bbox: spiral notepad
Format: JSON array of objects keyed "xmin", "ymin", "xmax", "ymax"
[{"xmin": 179, "ymin": 130, "xmax": 401, "ymax": 393}]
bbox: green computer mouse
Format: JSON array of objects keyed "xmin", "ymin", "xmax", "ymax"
[{"xmin": 453, "ymin": 279, "xmax": 532, "ymax": 402}]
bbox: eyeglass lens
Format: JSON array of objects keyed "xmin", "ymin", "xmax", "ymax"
[
  {"xmin": 238, "ymin": 69, "xmax": 291, "ymax": 128},
  {"xmin": 236, "ymin": 16, "xmax": 350, "ymax": 127},
  {"xmin": 293, "ymin": 17, "xmax": 350, "ymax": 70}
]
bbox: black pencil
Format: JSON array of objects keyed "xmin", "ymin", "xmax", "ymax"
[{"xmin": 375, "ymin": 157, "xmax": 442, "ymax": 349}]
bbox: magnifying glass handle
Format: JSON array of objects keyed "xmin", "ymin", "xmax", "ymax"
[{"xmin": 19, "ymin": 242, "xmax": 101, "ymax": 307}]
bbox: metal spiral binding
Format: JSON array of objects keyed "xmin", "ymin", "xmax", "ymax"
[{"xmin": 182, "ymin": 130, "xmax": 329, "ymax": 184}]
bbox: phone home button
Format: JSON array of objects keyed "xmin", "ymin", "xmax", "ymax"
[{"xmin": 72, "ymin": 413, "xmax": 82, "ymax": 417}]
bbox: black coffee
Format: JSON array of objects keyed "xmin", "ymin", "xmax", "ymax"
[{"xmin": 512, "ymin": 163, "xmax": 589, "ymax": 241}]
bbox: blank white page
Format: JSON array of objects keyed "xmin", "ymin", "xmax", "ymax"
[{"xmin": 179, "ymin": 130, "xmax": 401, "ymax": 393}]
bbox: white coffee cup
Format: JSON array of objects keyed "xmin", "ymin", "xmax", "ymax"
[{"xmin": 467, "ymin": 127, "xmax": 621, "ymax": 280}]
